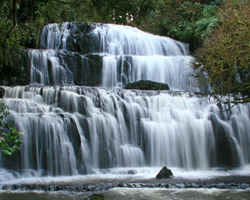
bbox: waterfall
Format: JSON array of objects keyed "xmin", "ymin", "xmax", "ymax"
[
  {"xmin": 1, "ymin": 86, "xmax": 250, "ymax": 177},
  {"xmin": 1, "ymin": 22, "xmax": 250, "ymax": 180},
  {"xmin": 31, "ymin": 22, "xmax": 196, "ymax": 89}
]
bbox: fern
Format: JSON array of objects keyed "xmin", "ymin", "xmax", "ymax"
[{"xmin": 195, "ymin": 5, "xmax": 220, "ymax": 38}]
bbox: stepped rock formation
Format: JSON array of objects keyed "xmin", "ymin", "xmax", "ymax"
[{"xmin": 0, "ymin": 23, "xmax": 250, "ymax": 181}]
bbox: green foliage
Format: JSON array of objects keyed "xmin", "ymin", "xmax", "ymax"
[
  {"xmin": 0, "ymin": 0, "xmax": 159, "ymax": 78},
  {"xmin": 0, "ymin": 102, "xmax": 23, "ymax": 156},
  {"xmin": 91, "ymin": 0, "xmax": 156, "ymax": 25},
  {"xmin": 193, "ymin": 0, "xmax": 250, "ymax": 103},
  {"xmin": 139, "ymin": 0, "xmax": 222, "ymax": 52},
  {"xmin": 0, "ymin": 0, "xmax": 96, "ymax": 73},
  {"xmin": 195, "ymin": 5, "xmax": 220, "ymax": 38}
]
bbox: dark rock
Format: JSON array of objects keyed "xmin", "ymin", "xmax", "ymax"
[
  {"xmin": 0, "ymin": 87, "xmax": 5, "ymax": 98},
  {"xmin": 117, "ymin": 182, "xmax": 127, "ymax": 187},
  {"xmin": 156, "ymin": 166, "xmax": 173, "ymax": 179},
  {"xmin": 0, "ymin": 49, "xmax": 30, "ymax": 86},
  {"xmin": 240, "ymin": 183, "xmax": 248, "ymax": 189},
  {"xmin": 125, "ymin": 80, "xmax": 170, "ymax": 90},
  {"xmin": 227, "ymin": 183, "xmax": 238, "ymax": 189},
  {"xmin": 128, "ymin": 170, "xmax": 136, "ymax": 174},
  {"xmin": 175, "ymin": 184, "xmax": 185, "ymax": 188},
  {"xmin": 217, "ymin": 183, "xmax": 227, "ymax": 189},
  {"xmin": 148, "ymin": 184, "xmax": 155, "ymax": 188}
]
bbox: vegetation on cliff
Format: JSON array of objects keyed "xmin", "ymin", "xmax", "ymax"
[
  {"xmin": 0, "ymin": 101, "xmax": 23, "ymax": 156},
  {"xmin": 193, "ymin": 0, "xmax": 250, "ymax": 103}
]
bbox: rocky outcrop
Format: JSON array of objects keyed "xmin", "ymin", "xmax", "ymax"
[
  {"xmin": 125, "ymin": 80, "xmax": 170, "ymax": 90},
  {"xmin": 156, "ymin": 166, "xmax": 173, "ymax": 178},
  {"xmin": 0, "ymin": 87, "xmax": 5, "ymax": 98},
  {"xmin": 0, "ymin": 50, "xmax": 30, "ymax": 86}
]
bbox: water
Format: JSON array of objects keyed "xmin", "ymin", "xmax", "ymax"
[
  {"xmin": 0, "ymin": 189, "xmax": 250, "ymax": 200},
  {"xmin": 1, "ymin": 22, "xmax": 250, "ymax": 198},
  {"xmin": 1, "ymin": 86, "xmax": 250, "ymax": 179},
  {"xmin": 32, "ymin": 22, "xmax": 196, "ymax": 89},
  {"xmin": 0, "ymin": 169, "xmax": 250, "ymax": 199}
]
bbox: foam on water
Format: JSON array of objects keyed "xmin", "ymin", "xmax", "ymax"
[{"xmin": 1, "ymin": 166, "xmax": 250, "ymax": 186}]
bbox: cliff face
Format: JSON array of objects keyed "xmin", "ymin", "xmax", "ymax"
[{"xmin": 0, "ymin": 50, "xmax": 30, "ymax": 86}]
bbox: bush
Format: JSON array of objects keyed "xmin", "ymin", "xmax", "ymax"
[
  {"xmin": 193, "ymin": 0, "xmax": 250, "ymax": 103},
  {"xmin": 0, "ymin": 102, "xmax": 23, "ymax": 156}
]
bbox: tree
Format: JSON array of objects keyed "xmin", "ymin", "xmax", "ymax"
[
  {"xmin": 0, "ymin": 102, "xmax": 23, "ymax": 156},
  {"xmin": 137, "ymin": 0, "xmax": 222, "ymax": 52},
  {"xmin": 193, "ymin": 0, "xmax": 250, "ymax": 103},
  {"xmin": 0, "ymin": 0, "xmax": 96, "ymax": 83},
  {"xmin": 0, "ymin": 0, "xmax": 18, "ymax": 71},
  {"xmin": 91, "ymin": 0, "xmax": 156, "ymax": 25}
]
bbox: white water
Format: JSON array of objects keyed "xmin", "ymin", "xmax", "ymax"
[
  {"xmin": 1, "ymin": 23, "xmax": 250, "ymax": 194},
  {"xmin": 33, "ymin": 23, "xmax": 196, "ymax": 89},
  {"xmin": 1, "ymin": 86, "xmax": 250, "ymax": 181},
  {"xmin": 29, "ymin": 50, "xmax": 74, "ymax": 86},
  {"xmin": 92, "ymin": 24, "xmax": 194, "ymax": 88}
]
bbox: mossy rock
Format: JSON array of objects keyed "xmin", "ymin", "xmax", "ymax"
[
  {"xmin": 125, "ymin": 80, "xmax": 170, "ymax": 90},
  {"xmin": 0, "ymin": 49, "xmax": 30, "ymax": 86},
  {"xmin": 156, "ymin": 166, "xmax": 173, "ymax": 179},
  {"xmin": 0, "ymin": 87, "xmax": 5, "ymax": 98},
  {"xmin": 85, "ymin": 194, "xmax": 105, "ymax": 200}
]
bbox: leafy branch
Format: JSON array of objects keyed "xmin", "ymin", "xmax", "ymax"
[{"xmin": 0, "ymin": 102, "xmax": 23, "ymax": 156}]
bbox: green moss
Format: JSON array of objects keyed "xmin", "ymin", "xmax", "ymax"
[
  {"xmin": 85, "ymin": 54, "xmax": 103, "ymax": 86},
  {"xmin": 125, "ymin": 80, "xmax": 170, "ymax": 90},
  {"xmin": 0, "ymin": 49, "xmax": 30, "ymax": 86},
  {"xmin": 85, "ymin": 194, "xmax": 105, "ymax": 200}
]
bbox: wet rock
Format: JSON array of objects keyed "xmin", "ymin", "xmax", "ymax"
[
  {"xmin": 217, "ymin": 183, "xmax": 227, "ymax": 189},
  {"xmin": 117, "ymin": 182, "xmax": 126, "ymax": 187},
  {"xmin": 208, "ymin": 183, "xmax": 218, "ymax": 189},
  {"xmin": 0, "ymin": 50, "xmax": 30, "ymax": 86},
  {"xmin": 227, "ymin": 183, "xmax": 238, "ymax": 189},
  {"xmin": 185, "ymin": 183, "xmax": 200, "ymax": 188},
  {"xmin": 87, "ymin": 185, "xmax": 98, "ymax": 191},
  {"xmin": 0, "ymin": 87, "xmax": 5, "ymax": 98},
  {"xmin": 156, "ymin": 166, "xmax": 173, "ymax": 179},
  {"xmin": 128, "ymin": 170, "xmax": 136, "ymax": 175},
  {"xmin": 127, "ymin": 183, "xmax": 136, "ymax": 188},
  {"xmin": 139, "ymin": 183, "xmax": 148, "ymax": 188},
  {"xmin": 175, "ymin": 184, "xmax": 185, "ymax": 188},
  {"xmin": 240, "ymin": 183, "xmax": 248, "ymax": 189},
  {"xmin": 148, "ymin": 184, "xmax": 156, "ymax": 188},
  {"xmin": 125, "ymin": 80, "xmax": 170, "ymax": 90}
]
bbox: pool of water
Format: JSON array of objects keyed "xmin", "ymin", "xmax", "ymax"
[
  {"xmin": 1, "ymin": 167, "xmax": 250, "ymax": 200},
  {"xmin": 0, "ymin": 188, "xmax": 250, "ymax": 200}
]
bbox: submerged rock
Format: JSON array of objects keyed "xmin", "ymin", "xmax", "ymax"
[
  {"xmin": 156, "ymin": 166, "xmax": 173, "ymax": 178},
  {"xmin": 125, "ymin": 80, "xmax": 170, "ymax": 90}
]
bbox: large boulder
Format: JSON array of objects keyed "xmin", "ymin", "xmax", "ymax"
[
  {"xmin": 125, "ymin": 80, "xmax": 170, "ymax": 90},
  {"xmin": 156, "ymin": 166, "xmax": 173, "ymax": 179}
]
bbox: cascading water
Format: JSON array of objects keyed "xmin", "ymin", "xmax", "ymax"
[
  {"xmin": 30, "ymin": 22, "xmax": 196, "ymax": 89},
  {"xmin": 1, "ymin": 86, "xmax": 250, "ymax": 178},
  {"xmin": 1, "ymin": 22, "xmax": 250, "ymax": 182}
]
